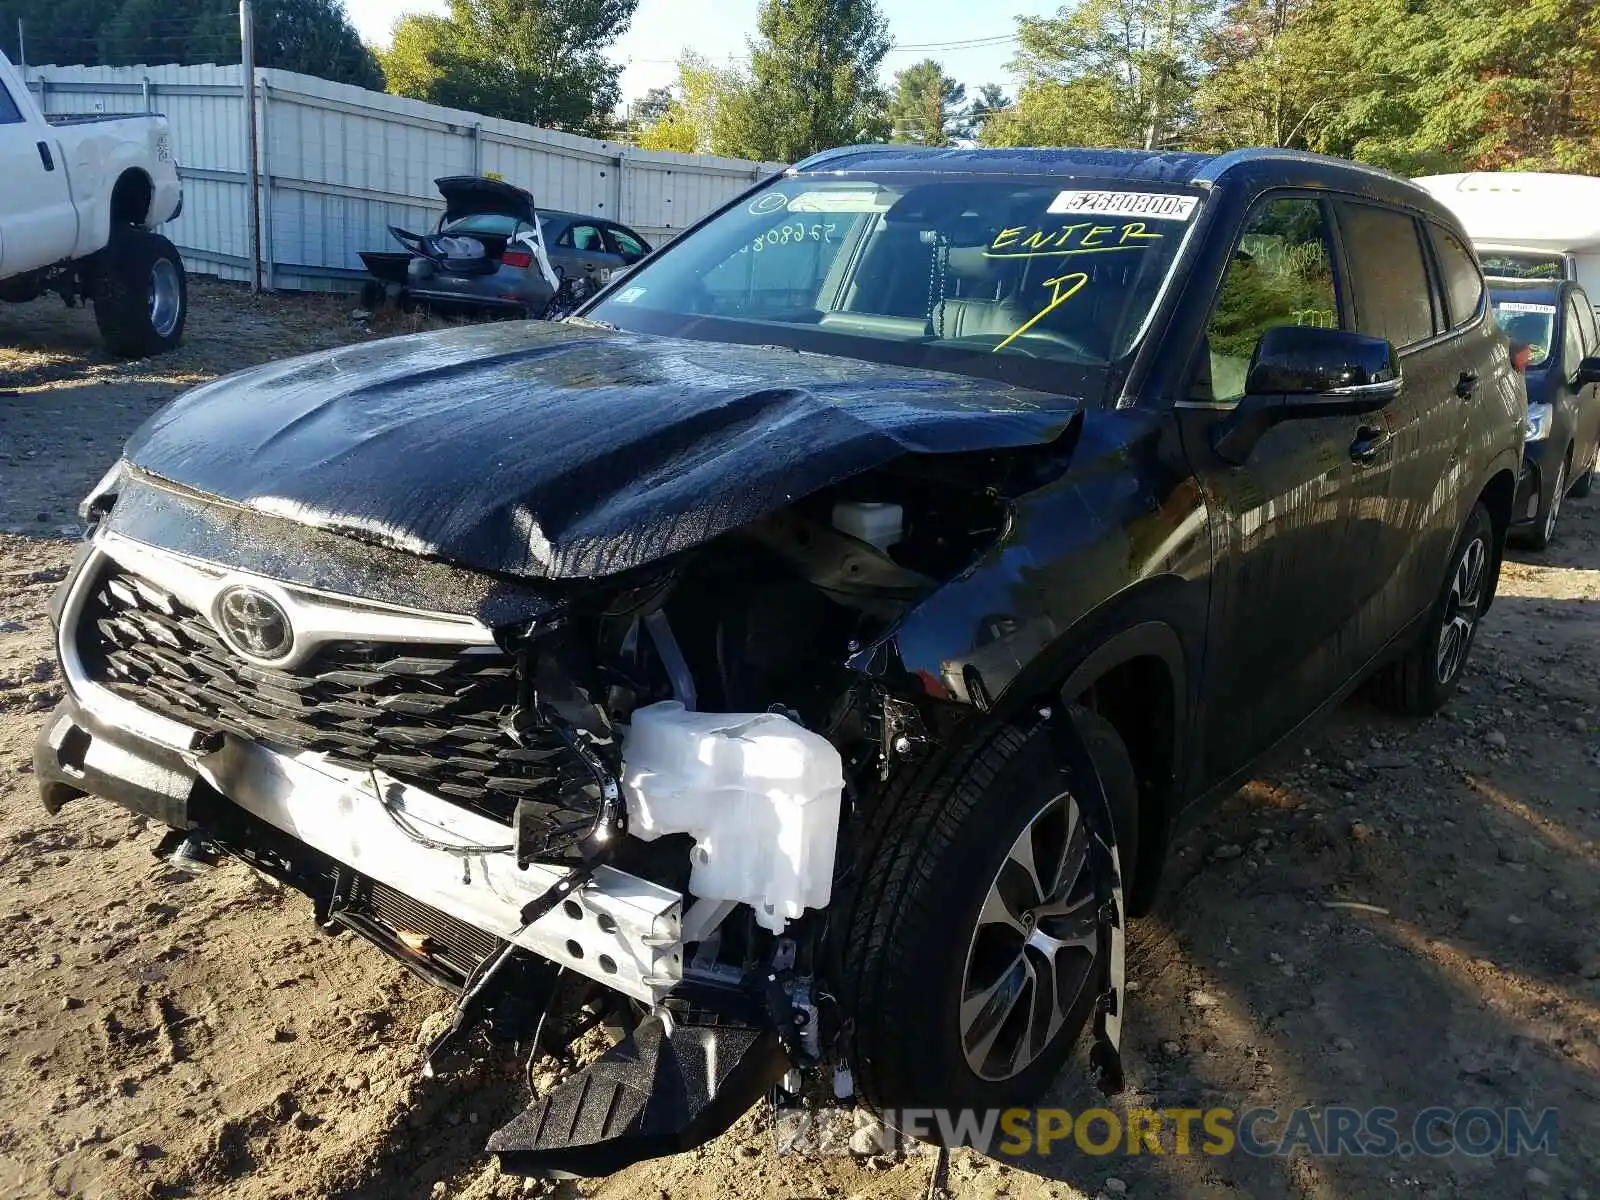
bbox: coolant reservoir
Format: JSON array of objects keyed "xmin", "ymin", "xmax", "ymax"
[
  {"xmin": 621, "ymin": 701, "xmax": 844, "ymax": 932},
  {"xmin": 832, "ymin": 501, "xmax": 903, "ymax": 552}
]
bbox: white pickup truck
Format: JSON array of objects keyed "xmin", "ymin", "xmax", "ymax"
[{"xmin": 0, "ymin": 49, "xmax": 187, "ymax": 356}]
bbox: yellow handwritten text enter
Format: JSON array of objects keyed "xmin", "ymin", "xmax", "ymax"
[
  {"xmin": 994, "ymin": 272, "xmax": 1090, "ymax": 353},
  {"xmin": 988, "ymin": 222, "xmax": 1163, "ymax": 259}
]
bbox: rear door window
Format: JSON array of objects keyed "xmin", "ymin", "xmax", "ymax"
[
  {"xmin": 561, "ymin": 224, "xmax": 606, "ymax": 253},
  {"xmin": 1429, "ymin": 225, "xmax": 1485, "ymax": 328},
  {"xmin": 1335, "ymin": 203, "xmax": 1436, "ymax": 349}
]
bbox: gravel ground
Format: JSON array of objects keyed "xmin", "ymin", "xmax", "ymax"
[{"xmin": 1, "ymin": 288, "xmax": 1597, "ymax": 1200}]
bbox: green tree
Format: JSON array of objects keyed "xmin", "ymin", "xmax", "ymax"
[
  {"xmin": 982, "ymin": 0, "xmax": 1219, "ymax": 150},
  {"xmin": 85, "ymin": 0, "xmax": 379, "ymax": 82},
  {"xmin": 1283, "ymin": 0, "xmax": 1600, "ymax": 173},
  {"xmin": 253, "ymin": 0, "xmax": 382, "ymax": 88},
  {"xmin": 1193, "ymin": 0, "xmax": 1600, "ymax": 172},
  {"xmin": 965, "ymin": 82, "xmax": 1012, "ymax": 134},
  {"xmin": 886, "ymin": 57, "xmax": 967, "ymax": 145},
  {"xmin": 1192, "ymin": 0, "xmax": 1323, "ymax": 150},
  {"xmin": 3, "ymin": 0, "xmax": 121, "ymax": 66},
  {"xmin": 730, "ymin": 0, "xmax": 892, "ymax": 161},
  {"xmin": 381, "ymin": 0, "xmax": 638, "ymax": 134},
  {"xmin": 635, "ymin": 51, "xmax": 757, "ymax": 155},
  {"xmin": 631, "ymin": 85, "xmax": 674, "ymax": 128}
]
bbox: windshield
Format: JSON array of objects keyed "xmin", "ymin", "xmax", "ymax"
[
  {"xmin": 1492, "ymin": 298, "xmax": 1557, "ymax": 368},
  {"xmin": 1479, "ymin": 251, "xmax": 1565, "ymax": 281},
  {"xmin": 587, "ymin": 173, "xmax": 1201, "ymax": 393}
]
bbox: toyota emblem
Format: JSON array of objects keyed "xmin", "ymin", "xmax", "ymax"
[{"xmin": 215, "ymin": 585, "xmax": 293, "ymax": 661}]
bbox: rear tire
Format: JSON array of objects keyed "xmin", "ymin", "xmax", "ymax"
[
  {"xmin": 93, "ymin": 226, "xmax": 186, "ymax": 358},
  {"xmin": 838, "ymin": 707, "xmax": 1137, "ymax": 1117},
  {"xmin": 1372, "ymin": 502, "xmax": 1494, "ymax": 716}
]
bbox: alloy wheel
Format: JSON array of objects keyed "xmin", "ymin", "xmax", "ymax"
[
  {"xmin": 959, "ymin": 791, "xmax": 1099, "ymax": 1081},
  {"xmin": 1435, "ymin": 534, "xmax": 1488, "ymax": 684},
  {"xmin": 149, "ymin": 257, "xmax": 182, "ymax": 338}
]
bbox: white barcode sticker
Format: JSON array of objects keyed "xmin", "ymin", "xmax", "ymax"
[
  {"xmin": 1495, "ymin": 301, "xmax": 1556, "ymax": 315},
  {"xmin": 1047, "ymin": 190, "xmax": 1198, "ymax": 221}
]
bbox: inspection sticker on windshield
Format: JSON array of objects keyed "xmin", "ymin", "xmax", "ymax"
[
  {"xmin": 1496, "ymin": 301, "xmax": 1556, "ymax": 315},
  {"xmin": 1047, "ymin": 190, "xmax": 1197, "ymax": 220}
]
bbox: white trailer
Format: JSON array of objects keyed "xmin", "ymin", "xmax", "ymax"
[{"xmin": 1413, "ymin": 172, "xmax": 1600, "ymax": 305}]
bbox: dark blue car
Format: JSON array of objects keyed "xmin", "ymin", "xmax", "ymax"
[{"xmin": 1491, "ymin": 278, "xmax": 1600, "ymax": 546}]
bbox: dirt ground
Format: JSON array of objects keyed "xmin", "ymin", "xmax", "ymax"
[{"xmin": 1, "ymin": 284, "xmax": 1596, "ymax": 1200}]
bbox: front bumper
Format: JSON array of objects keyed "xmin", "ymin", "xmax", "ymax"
[
  {"xmin": 38, "ymin": 536, "xmax": 684, "ymax": 1004},
  {"xmin": 1514, "ymin": 438, "xmax": 1558, "ymax": 526}
]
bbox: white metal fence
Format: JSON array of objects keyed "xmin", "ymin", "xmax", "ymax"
[{"xmin": 23, "ymin": 64, "xmax": 786, "ymax": 292}]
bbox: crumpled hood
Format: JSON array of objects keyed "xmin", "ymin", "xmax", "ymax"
[{"xmin": 123, "ymin": 321, "xmax": 1078, "ymax": 580}]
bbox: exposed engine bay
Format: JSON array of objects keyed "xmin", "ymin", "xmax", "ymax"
[
  {"xmin": 40, "ymin": 448, "xmax": 1130, "ymax": 1178},
  {"xmin": 36, "ymin": 300, "xmax": 1130, "ymax": 1177}
]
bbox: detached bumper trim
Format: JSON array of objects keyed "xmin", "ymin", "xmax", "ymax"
[{"xmin": 34, "ymin": 693, "xmax": 195, "ymax": 827}]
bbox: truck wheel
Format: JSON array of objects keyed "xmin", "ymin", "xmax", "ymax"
[
  {"xmin": 838, "ymin": 708, "xmax": 1137, "ymax": 1116},
  {"xmin": 1371, "ymin": 502, "xmax": 1494, "ymax": 716},
  {"xmin": 93, "ymin": 226, "xmax": 187, "ymax": 357}
]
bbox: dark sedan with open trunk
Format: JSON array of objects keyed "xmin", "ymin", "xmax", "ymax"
[{"xmin": 359, "ymin": 176, "xmax": 653, "ymax": 317}]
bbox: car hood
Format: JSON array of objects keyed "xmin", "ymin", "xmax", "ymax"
[
  {"xmin": 435, "ymin": 175, "xmax": 537, "ymax": 225},
  {"xmin": 121, "ymin": 321, "xmax": 1079, "ymax": 580}
]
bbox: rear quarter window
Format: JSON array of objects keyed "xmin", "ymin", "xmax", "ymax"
[{"xmin": 1335, "ymin": 202, "xmax": 1436, "ymax": 349}]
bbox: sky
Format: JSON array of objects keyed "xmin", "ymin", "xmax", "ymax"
[{"xmin": 342, "ymin": 0, "xmax": 1061, "ymax": 106}]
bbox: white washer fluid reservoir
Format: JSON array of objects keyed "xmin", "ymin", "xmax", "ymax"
[
  {"xmin": 621, "ymin": 701, "xmax": 844, "ymax": 933},
  {"xmin": 831, "ymin": 501, "xmax": 903, "ymax": 552}
]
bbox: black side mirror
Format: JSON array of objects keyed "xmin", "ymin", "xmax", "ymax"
[
  {"xmin": 1246, "ymin": 325, "xmax": 1401, "ymax": 406},
  {"xmin": 1576, "ymin": 356, "xmax": 1600, "ymax": 385},
  {"xmin": 1214, "ymin": 326, "xmax": 1401, "ymax": 464}
]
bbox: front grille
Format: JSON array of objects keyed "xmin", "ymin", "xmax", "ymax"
[{"xmin": 78, "ymin": 568, "xmax": 595, "ymax": 831}]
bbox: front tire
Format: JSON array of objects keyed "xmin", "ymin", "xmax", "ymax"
[
  {"xmin": 93, "ymin": 226, "xmax": 187, "ymax": 358},
  {"xmin": 1372, "ymin": 502, "xmax": 1494, "ymax": 716},
  {"xmin": 838, "ymin": 708, "xmax": 1137, "ymax": 1116}
]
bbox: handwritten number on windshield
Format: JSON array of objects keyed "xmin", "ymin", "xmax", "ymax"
[
  {"xmin": 743, "ymin": 223, "xmax": 838, "ymax": 253},
  {"xmin": 994, "ymin": 273, "xmax": 1090, "ymax": 354}
]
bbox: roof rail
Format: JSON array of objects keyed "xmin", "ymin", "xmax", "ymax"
[
  {"xmin": 790, "ymin": 144, "xmax": 918, "ymax": 173},
  {"xmin": 1193, "ymin": 147, "xmax": 1411, "ymax": 189}
]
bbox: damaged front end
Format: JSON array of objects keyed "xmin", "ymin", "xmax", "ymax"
[{"xmin": 39, "ymin": 427, "xmax": 1126, "ymax": 1176}]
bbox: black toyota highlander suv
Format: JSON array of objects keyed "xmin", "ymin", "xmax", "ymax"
[{"xmin": 35, "ymin": 147, "xmax": 1524, "ymax": 1176}]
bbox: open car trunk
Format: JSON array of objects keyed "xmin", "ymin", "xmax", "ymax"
[{"xmin": 386, "ymin": 176, "xmax": 543, "ymax": 276}]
